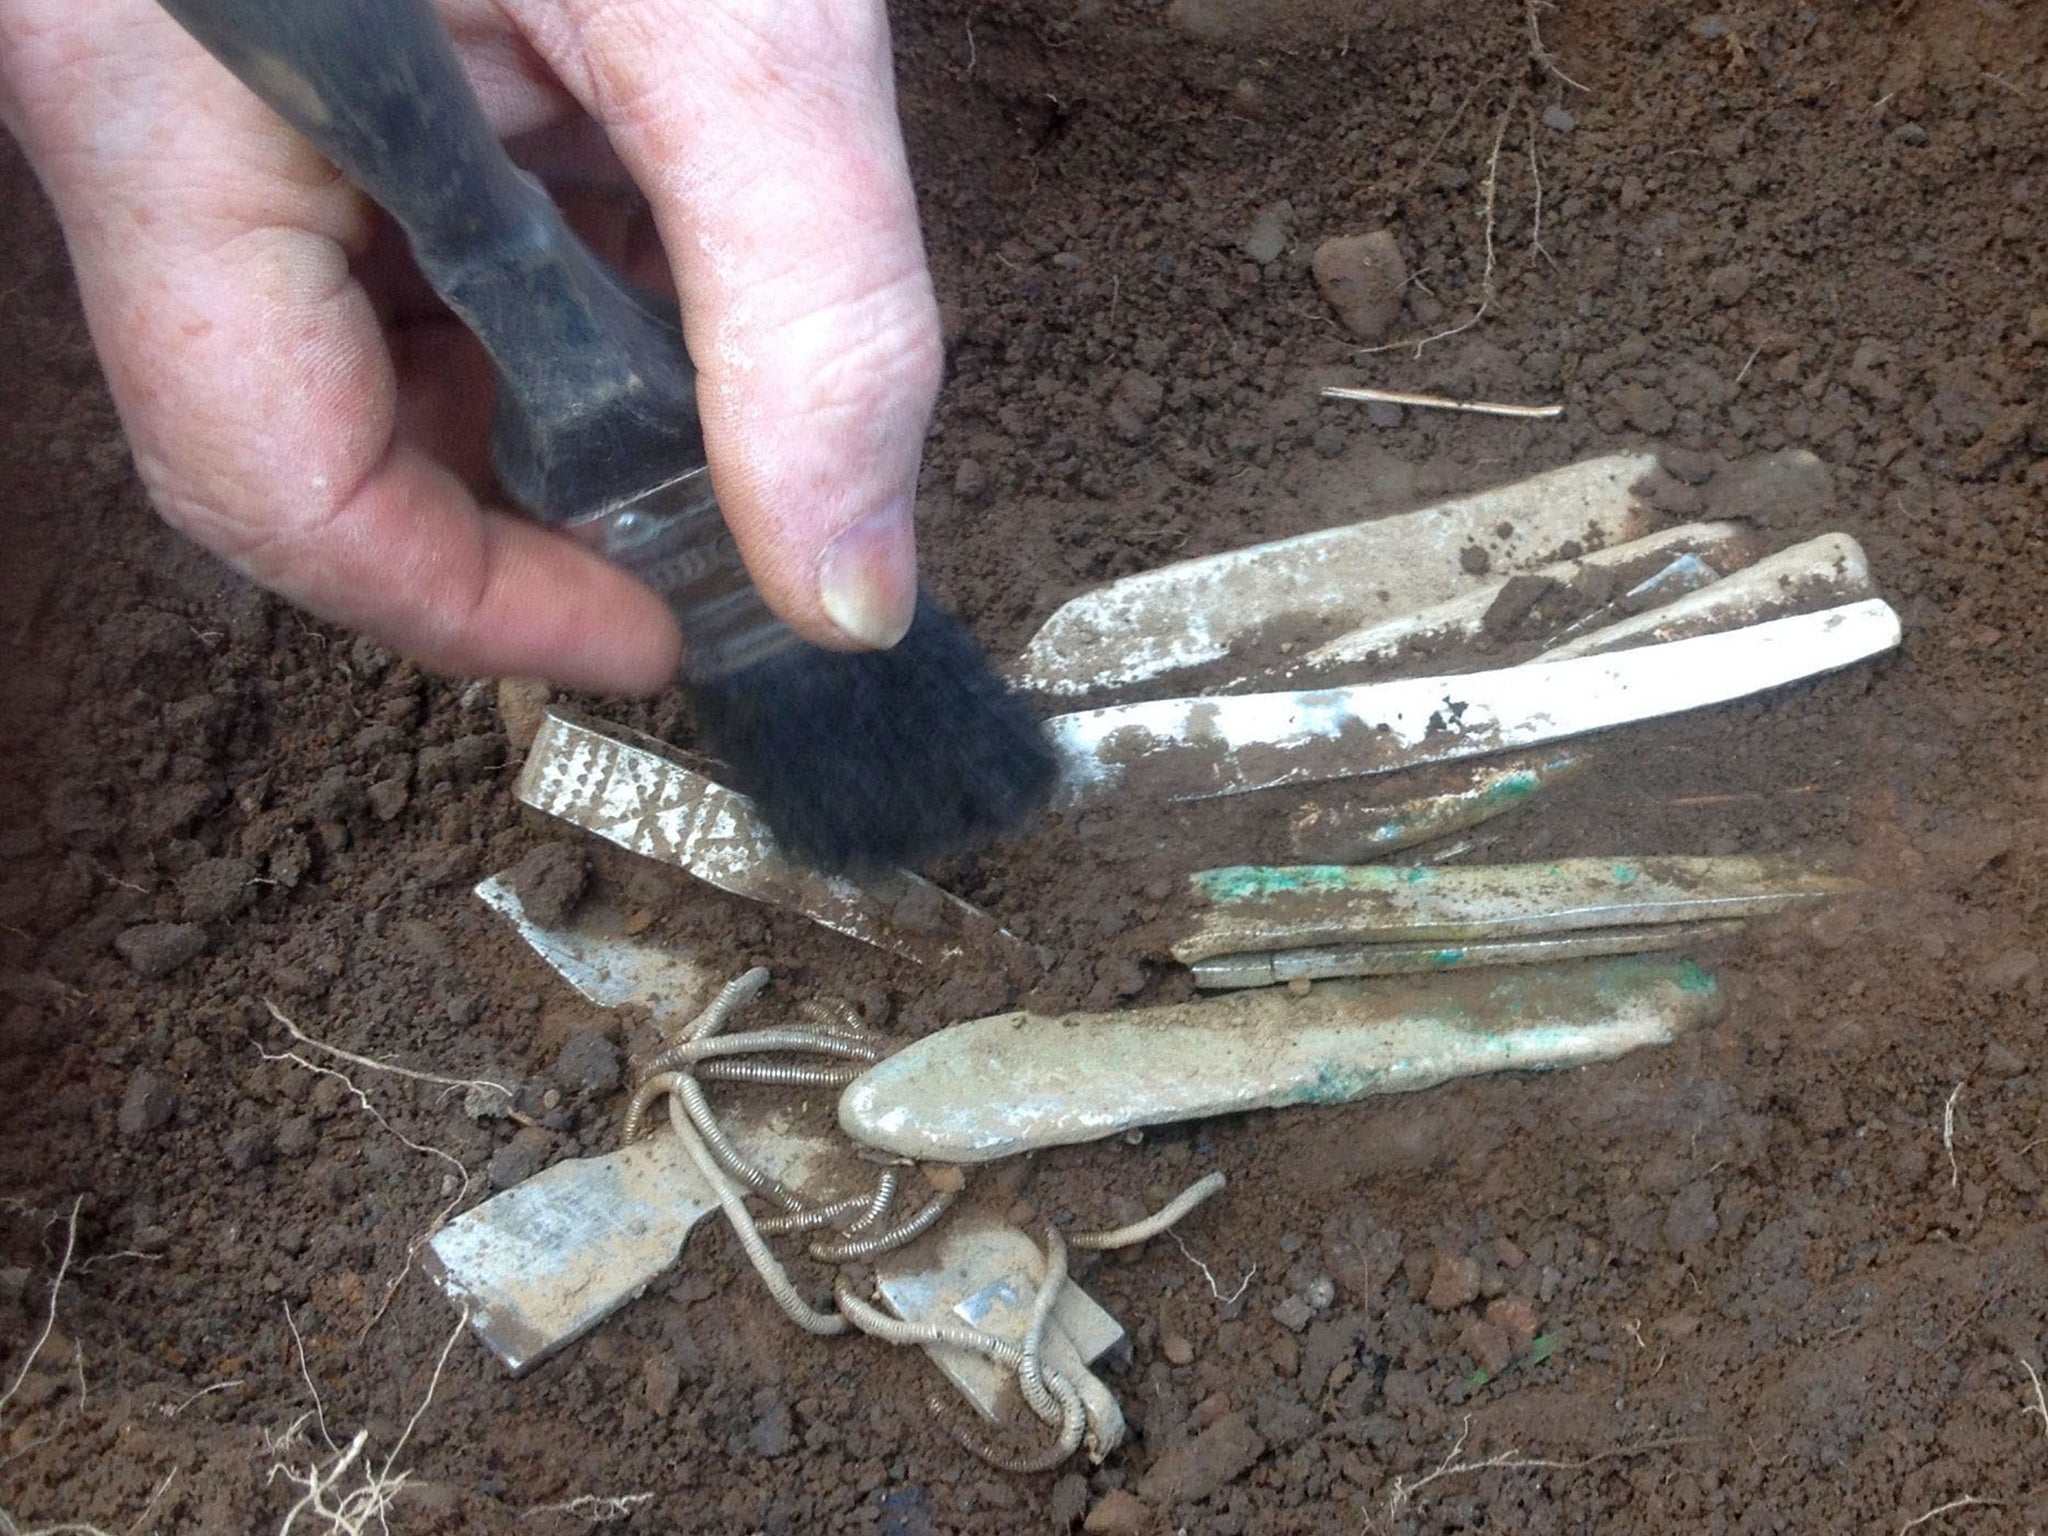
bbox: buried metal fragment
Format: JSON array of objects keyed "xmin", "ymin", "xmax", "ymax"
[
  {"xmin": 475, "ymin": 873, "xmax": 713, "ymax": 1023},
  {"xmin": 838, "ymin": 958, "xmax": 1725, "ymax": 1163},
  {"xmin": 424, "ymin": 1106, "xmax": 843, "ymax": 1374},
  {"xmin": 1047, "ymin": 598, "xmax": 1902, "ymax": 807},
  {"xmin": 1190, "ymin": 919, "xmax": 1744, "ymax": 988},
  {"xmin": 1287, "ymin": 521, "xmax": 1759, "ymax": 680},
  {"xmin": 1011, "ymin": 452, "xmax": 1662, "ymax": 699},
  {"xmin": 1287, "ymin": 752, "xmax": 1588, "ymax": 863},
  {"xmin": 517, "ymin": 711, "xmax": 1026, "ymax": 970},
  {"xmin": 874, "ymin": 1212, "xmax": 1128, "ymax": 1460},
  {"xmin": 1173, "ymin": 855, "xmax": 1863, "ymax": 964},
  {"xmin": 1541, "ymin": 531, "xmax": 1878, "ymax": 661}
]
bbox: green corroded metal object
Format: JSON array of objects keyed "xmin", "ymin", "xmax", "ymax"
[
  {"xmin": 1175, "ymin": 855, "xmax": 1861, "ymax": 964},
  {"xmin": 1190, "ymin": 919, "xmax": 1743, "ymax": 988},
  {"xmin": 1287, "ymin": 752, "xmax": 1588, "ymax": 863},
  {"xmin": 837, "ymin": 959, "xmax": 1724, "ymax": 1163}
]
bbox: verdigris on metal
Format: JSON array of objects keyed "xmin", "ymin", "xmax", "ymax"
[
  {"xmin": 838, "ymin": 959, "xmax": 1725, "ymax": 1163},
  {"xmin": 1286, "ymin": 752, "xmax": 1587, "ymax": 863},
  {"xmin": 1175, "ymin": 855, "xmax": 1861, "ymax": 963},
  {"xmin": 1541, "ymin": 532, "xmax": 1877, "ymax": 661},
  {"xmin": 1190, "ymin": 918, "xmax": 1744, "ymax": 988},
  {"xmin": 1047, "ymin": 598, "xmax": 1902, "ymax": 807},
  {"xmin": 1011, "ymin": 452, "xmax": 1662, "ymax": 699},
  {"xmin": 518, "ymin": 711, "xmax": 1026, "ymax": 970}
]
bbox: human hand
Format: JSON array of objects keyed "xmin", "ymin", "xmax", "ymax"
[{"xmin": 0, "ymin": 0, "xmax": 940, "ymax": 691}]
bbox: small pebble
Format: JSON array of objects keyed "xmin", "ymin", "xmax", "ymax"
[
  {"xmin": 1162, "ymin": 1334, "xmax": 1195, "ymax": 1365},
  {"xmin": 487, "ymin": 1125, "xmax": 555, "ymax": 1191},
  {"xmin": 114, "ymin": 922, "xmax": 208, "ymax": 979},
  {"xmin": 1426, "ymin": 1252, "xmax": 1483, "ymax": 1311},
  {"xmin": 1084, "ymin": 1490, "xmax": 1152, "ymax": 1536},
  {"xmin": 118, "ymin": 1068, "xmax": 179, "ymax": 1138},
  {"xmin": 496, "ymin": 677, "xmax": 552, "ymax": 753},
  {"xmin": 1541, "ymin": 103, "xmax": 1576, "ymax": 132},
  {"xmin": 1271, "ymin": 1294, "xmax": 1315, "ymax": 1332}
]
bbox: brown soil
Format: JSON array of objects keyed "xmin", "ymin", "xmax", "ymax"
[{"xmin": 6, "ymin": 0, "xmax": 2048, "ymax": 1531}]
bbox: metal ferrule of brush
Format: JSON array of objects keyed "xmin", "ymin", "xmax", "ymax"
[{"xmin": 562, "ymin": 471, "xmax": 802, "ymax": 681}]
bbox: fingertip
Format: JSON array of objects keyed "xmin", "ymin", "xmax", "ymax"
[{"xmin": 816, "ymin": 498, "xmax": 917, "ymax": 650}]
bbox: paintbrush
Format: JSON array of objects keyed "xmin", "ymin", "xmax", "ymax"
[{"xmin": 156, "ymin": 0, "xmax": 1056, "ymax": 874}]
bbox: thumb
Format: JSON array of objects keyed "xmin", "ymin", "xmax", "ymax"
[{"xmin": 536, "ymin": 0, "xmax": 941, "ymax": 651}]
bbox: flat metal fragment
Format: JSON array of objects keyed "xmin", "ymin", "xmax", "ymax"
[
  {"xmin": 1286, "ymin": 752, "xmax": 1587, "ymax": 863},
  {"xmin": 1542, "ymin": 532, "xmax": 1878, "ymax": 660},
  {"xmin": 1048, "ymin": 598, "xmax": 1902, "ymax": 807},
  {"xmin": 425, "ymin": 1135, "xmax": 717, "ymax": 1375},
  {"xmin": 1175, "ymin": 855, "xmax": 1862, "ymax": 963},
  {"xmin": 1012, "ymin": 452, "xmax": 1662, "ymax": 699},
  {"xmin": 475, "ymin": 874, "xmax": 712, "ymax": 1022},
  {"xmin": 1291, "ymin": 521, "xmax": 1756, "ymax": 679},
  {"xmin": 518, "ymin": 712, "xmax": 1026, "ymax": 970},
  {"xmin": 874, "ymin": 1212, "xmax": 1127, "ymax": 1459},
  {"xmin": 1190, "ymin": 919, "xmax": 1745, "ymax": 988},
  {"xmin": 839, "ymin": 959, "xmax": 1725, "ymax": 1162},
  {"xmin": 427, "ymin": 1108, "xmax": 848, "ymax": 1373}
]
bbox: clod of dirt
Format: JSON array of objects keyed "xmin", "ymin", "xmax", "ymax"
[
  {"xmin": 0, "ymin": 1267, "xmax": 30, "ymax": 1310},
  {"xmin": 496, "ymin": 676, "xmax": 552, "ymax": 755},
  {"xmin": 954, "ymin": 458, "xmax": 991, "ymax": 506},
  {"xmin": 1706, "ymin": 263, "xmax": 1753, "ymax": 305},
  {"xmin": 113, "ymin": 921, "xmax": 207, "ymax": 978},
  {"xmin": 553, "ymin": 1030, "xmax": 622, "ymax": 1096},
  {"xmin": 223, "ymin": 1124, "xmax": 274, "ymax": 1172},
  {"xmin": 1271, "ymin": 1293, "xmax": 1315, "ymax": 1332},
  {"xmin": 642, "ymin": 1353, "xmax": 681, "ymax": 1417},
  {"xmin": 1658, "ymin": 446, "xmax": 1719, "ymax": 485},
  {"xmin": 416, "ymin": 734, "xmax": 501, "ymax": 788},
  {"xmin": 1049, "ymin": 1475, "xmax": 1091, "ymax": 1528},
  {"xmin": 1162, "ymin": 1333, "xmax": 1195, "ymax": 1365},
  {"xmin": 1487, "ymin": 1296, "xmax": 1540, "ymax": 1355},
  {"xmin": 1108, "ymin": 369, "xmax": 1166, "ymax": 444},
  {"xmin": 508, "ymin": 841, "xmax": 589, "ymax": 927},
  {"xmin": 1481, "ymin": 573, "xmax": 1560, "ymax": 640},
  {"xmin": 1663, "ymin": 1179, "xmax": 1720, "ymax": 1249},
  {"xmin": 1311, "ymin": 230, "xmax": 1407, "ymax": 342},
  {"xmin": 487, "ymin": 1125, "xmax": 555, "ymax": 1190},
  {"xmin": 745, "ymin": 1396, "xmax": 796, "ymax": 1458},
  {"xmin": 1461, "ymin": 1315, "xmax": 1513, "ymax": 1374},
  {"xmin": 1083, "ymin": 1489, "xmax": 1154, "ymax": 1535},
  {"xmin": 1137, "ymin": 1410, "xmax": 1266, "ymax": 1506},
  {"xmin": 1240, "ymin": 200, "xmax": 1292, "ymax": 264},
  {"xmin": 366, "ymin": 776, "xmax": 409, "ymax": 821},
  {"xmin": 176, "ymin": 856, "xmax": 254, "ymax": 923},
  {"xmin": 1612, "ymin": 382, "xmax": 1676, "ymax": 435},
  {"xmin": 117, "ymin": 1068, "xmax": 178, "ymax": 1137},
  {"xmin": 276, "ymin": 1114, "xmax": 318, "ymax": 1158},
  {"xmin": 1425, "ymin": 1251, "xmax": 1482, "ymax": 1311},
  {"xmin": 1708, "ymin": 448, "xmax": 1836, "ymax": 527}
]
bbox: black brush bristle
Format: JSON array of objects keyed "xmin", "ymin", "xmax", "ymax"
[{"xmin": 687, "ymin": 594, "xmax": 1059, "ymax": 874}]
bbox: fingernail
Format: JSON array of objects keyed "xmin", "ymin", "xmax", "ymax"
[{"xmin": 817, "ymin": 501, "xmax": 917, "ymax": 649}]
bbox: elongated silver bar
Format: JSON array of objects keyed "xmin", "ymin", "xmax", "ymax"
[{"xmin": 517, "ymin": 712, "xmax": 1027, "ymax": 970}]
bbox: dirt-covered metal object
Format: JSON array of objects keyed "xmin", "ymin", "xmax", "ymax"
[
  {"xmin": 1172, "ymin": 855, "xmax": 1861, "ymax": 963},
  {"xmin": 1012, "ymin": 452, "xmax": 1662, "ymax": 699},
  {"xmin": 1047, "ymin": 599, "xmax": 1902, "ymax": 806},
  {"xmin": 1541, "ymin": 531, "xmax": 1877, "ymax": 660},
  {"xmin": 838, "ymin": 959, "xmax": 1725, "ymax": 1162},
  {"xmin": 1286, "ymin": 752, "xmax": 1588, "ymax": 863},
  {"xmin": 1189, "ymin": 919, "xmax": 1743, "ymax": 988}
]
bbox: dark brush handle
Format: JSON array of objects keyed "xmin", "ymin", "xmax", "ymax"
[{"xmin": 155, "ymin": 0, "xmax": 792, "ymax": 675}]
